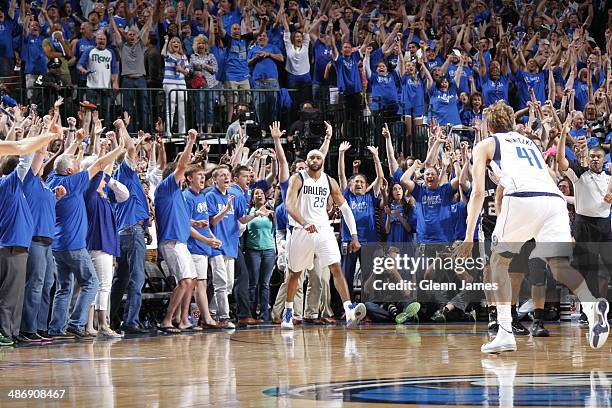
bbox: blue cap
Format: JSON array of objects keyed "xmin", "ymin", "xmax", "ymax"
[{"xmin": 1, "ymin": 95, "xmax": 17, "ymax": 107}]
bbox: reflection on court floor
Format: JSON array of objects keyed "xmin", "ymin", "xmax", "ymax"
[{"xmin": 1, "ymin": 323, "xmax": 610, "ymax": 407}]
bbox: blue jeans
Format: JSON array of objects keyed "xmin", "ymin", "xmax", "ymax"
[
  {"xmin": 253, "ymin": 79, "xmax": 278, "ymax": 131},
  {"xmin": 342, "ymin": 247, "xmax": 362, "ymax": 297},
  {"xmin": 49, "ymin": 249, "xmax": 99, "ymax": 333},
  {"xmin": 245, "ymin": 248, "xmax": 276, "ymax": 321},
  {"xmin": 110, "ymin": 224, "xmax": 146, "ymax": 327},
  {"xmin": 121, "ymin": 77, "xmax": 149, "ymax": 133},
  {"xmin": 195, "ymin": 86, "xmax": 218, "ymax": 127},
  {"xmin": 21, "ymin": 240, "xmax": 56, "ymax": 333}
]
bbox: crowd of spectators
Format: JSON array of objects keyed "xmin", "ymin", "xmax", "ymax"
[{"xmin": 0, "ymin": 0, "xmax": 611, "ymax": 346}]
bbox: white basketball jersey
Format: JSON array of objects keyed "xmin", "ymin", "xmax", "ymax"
[
  {"xmin": 489, "ymin": 132, "xmax": 561, "ymax": 196},
  {"xmin": 288, "ymin": 170, "xmax": 332, "ymax": 228}
]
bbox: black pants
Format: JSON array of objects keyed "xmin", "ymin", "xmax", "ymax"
[
  {"xmin": 572, "ymin": 215, "xmax": 612, "ymax": 298},
  {"xmin": 0, "ymin": 247, "xmax": 28, "ymax": 337},
  {"xmin": 234, "ymin": 250, "xmax": 251, "ymax": 319}
]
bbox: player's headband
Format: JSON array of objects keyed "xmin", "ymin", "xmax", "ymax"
[{"xmin": 307, "ymin": 149, "xmax": 324, "ymax": 160}]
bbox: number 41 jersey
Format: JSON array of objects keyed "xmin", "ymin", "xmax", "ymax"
[
  {"xmin": 489, "ymin": 132, "xmax": 561, "ymax": 197},
  {"xmin": 288, "ymin": 170, "xmax": 332, "ymax": 228}
]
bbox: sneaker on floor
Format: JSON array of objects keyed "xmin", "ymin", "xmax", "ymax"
[
  {"xmin": 0, "ymin": 333, "xmax": 15, "ymax": 346},
  {"xmin": 65, "ymin": 326, "xmax": 93, "ymax": 339},
  {"xmin": 404, "ymin": 302, "xmax": 421, "ymax": 320},
  {"xmin": 47, "ymin": 332, "xmax": 75, "ymax": 340},
  {"xmin": 346, "ymin": 303, "xmax": 366, "ymax": 328},
  {"xmin": 431, "ymin": 308, "xmax": 447, "ymax": 323},
  {"xmin": 511, "ymin": 319, "xmax": 529, "ymax": 336},
  {"xmin": 98, "ymin": 328, "xmax": 123, "ymax": 338},
  {"xmin": 217, "ymin": 320, "xmax": 236, "ymax": 329},
  {"xmin": 36, "ymin": 331, "xmax": 53, "ymax": 341},
  {"xmin": 481, "ymin": 326, "xmax": 517, "ymax": 354},
  {"xmin": 281, "ymin": 308, "xmax": 294, "ymax": 330},
  {"xmin": 530, "ymin": 320, "xmax": 550, "ymax": 337},
  {"xmin": 586, "ymin": 298, "xmax": 610, "ymax": 349},
  {"xmin": 16, "ymin": 332, "xmax": 43, "ymax": 344}
]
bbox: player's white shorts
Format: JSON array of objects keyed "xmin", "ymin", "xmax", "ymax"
[
  {"xmin": 492, "ymin": 194, "xmax": 572, "ymax": 258},
  {"xmin": 191, "ymin": 254, "xmax": 209, "ymax": 280},
  {"xmin": 287, "ymin": 226, "xmax": 341, "ymax": 272},
  {"xmin": 160, "ymin": 240, "xmax": 197, "ymax": 281}
]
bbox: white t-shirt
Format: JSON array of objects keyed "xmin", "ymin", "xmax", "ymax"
[{"xmin": 85, "ymin": 47, "xmax": 117, "ymax": 88}]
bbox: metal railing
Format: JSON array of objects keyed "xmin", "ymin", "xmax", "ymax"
[{"xmin": 14, "ymin": 83, "xmax": 430, "ymax": 166}]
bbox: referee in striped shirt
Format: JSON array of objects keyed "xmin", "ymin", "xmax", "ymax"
[{"xmin": 558, "ymin": 136, "xmax": 612, "ymax": 302}]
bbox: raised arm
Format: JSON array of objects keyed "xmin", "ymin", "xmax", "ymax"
[
  {"xmin": 86, "ymin": 137, "xmax": 126, "ymax": 180},
  {"xmin": 270, "ymin": 121, "xmax": 289, "ymax": 183},
  {"xmin": 382, "ymin": 123, "xmax": 399, "ymax": 174},
  {"xmin": 399, "ymin": 159, "xmax": 421, "ymax": 193},
  {"xmin": 174, "ymin": 129, "xmax": 197, "ymax": 183},
  {"xmin": 319, "ymin": 121, "xmax": 333, "ymax": 157},
  {"xmin": 337, "ymin": 141, "xmax": 350, "ymax": 191},
  {"xmin": 367, "ymin": 145, "xmax": 383, "ymax": 197}
]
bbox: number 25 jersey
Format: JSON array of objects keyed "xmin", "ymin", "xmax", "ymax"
[{"xmin": 288, "ymin": 170, "xmax": 332, "ymax": 228}]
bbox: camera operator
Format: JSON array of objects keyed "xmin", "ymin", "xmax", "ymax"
[
  {"xmin": 287, "ymin": 102, "xmax": 326, "ymax": 161},
  {"xmin": 34, "ymin": 58, "xmax": 73, "ymax": 113},
  {"xmin": 225, "ymin": 103, "xmax": 261, "ymax": 146}
]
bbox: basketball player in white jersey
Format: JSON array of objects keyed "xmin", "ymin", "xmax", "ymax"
[
  {"xmin": 455, "ymin": 102, "xmax": 609, "ymax": 353},
  {"xmin": 282, "ymin": 149, "xmax": 366, "ymax": 329}
]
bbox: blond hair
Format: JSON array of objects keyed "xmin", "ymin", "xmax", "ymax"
[{"xmin": 485, "ymin": 101, "xmax": 515, "ymax": 133}]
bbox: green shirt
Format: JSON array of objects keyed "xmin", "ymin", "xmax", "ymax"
[{"xmin": 245, "ymin": 207, "xmax": 275, "ymax": 250}]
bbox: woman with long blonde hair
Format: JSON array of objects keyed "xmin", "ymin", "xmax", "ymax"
[{"xmin": 162, "ymin": 35, "xmax": 190, "ymax": 136}]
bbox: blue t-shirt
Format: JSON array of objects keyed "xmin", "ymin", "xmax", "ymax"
[
  {"xmin": 573, "ymin": 79, "xmax": 589, "ymax": 112},
  {"xmin": 280, "ymin": 179, "xmax": 289, "ymax": 202},
  {"xmin": 411, "ymin": 182, "xmax": 457, "ymax": 243},
  {"xmin": 22, "ymin": 33, "xmax": 48, "ymax": 75},
  {"xmin": 109, "ymin": 160, "xmax": 149, "ymax": 231},
  {"xmin": 447, "ymin": 63, "xmax": 473, "ymax": 95},
  {"xmin": 221, "ymin": 8, "xmax": 242, "ymax": 33},
  {"xmin": 0, "ymin": 171, "xmax": 34, "ymax": 248},
  {"xmin": 429, "ymin": 83, "xmax": 461, "ymax": 125},
  {"xmin": 384, "ymin": 201, "xmax": 415, "ymax": 243},
  {"xmin": 247, "ymin": 43, "xmax": 281, "ymax": 80},
  {"xmin": 183, "ymin": 188, "xmax": 213, "ymax": 256},
  {"xmin": 74, "ymin": 37, "xmax": 96, "ymax": 81},
  {"xmin": 22, "ymin": 170, "xmax": 55, "ymax": 239},
  {"xmin": 515, "ymin": 70, "xmax": 547, "ymax": 109},
  {"xmin": 313, "ymin": 39, "xmax": 333, "ymax": 85},
  {"xmin": 334, "ymin": 51, "xmax": 362, "ymax": 95},
  {"xmin": 154, "ymin": 174, "xmax": 191, "ymax": 243},
  {"xmin": 341, "ymin": 188, "xmax": 380, "ymax": 243},
  {"xmin": 370, "ymin": 71, "xmax": 399, "ymax": 111},
  {"xmin": 450, "ymin": 201, "xmax": 467, "ymax": 241},
  {"xmin": 84, "ymin": 173, "xmax": 119, "ymax": 256},
  {"xmin": 223, "ymin": 34, "xmax": 251, "ymax": 81},
  {"xmin": 211, "ymin": 45, "xmax": 227, "ymax": 82},
  {"xmin": 275, "ymin": 203, "xmax": 288, "ymax": 231},
  {"xmin": 425, "ymin": 55, "xmax": 444, "ymax": 71},
  {"xmin": 47, "ymin": 171, "xmax": 91, "ymax": 251},
  {"xmin": 399, "ymin": 74, "xmax": 426, "ymax": 113},
  {"xmin": 460, "ymin": 108, "xmax": 482, "ymax": 128},
  {"xmin": 480, "ymin": 71, "xmax": 511, "ymax": 107},
  {"xmin": 191, "ymin": 21, "xmax": 207, "ymax": 36},
  {"xmin": 0, "ymin": 18, "xmax": 18, "ymax": 58},
  {"xmin": 205, "ymin": 186, "xmax": 246, "ymax": 258}
]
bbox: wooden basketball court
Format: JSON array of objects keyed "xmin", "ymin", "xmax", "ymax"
[{"xmin": 1, "ymin": 323, "xmax": 610, "ymax": 407}]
